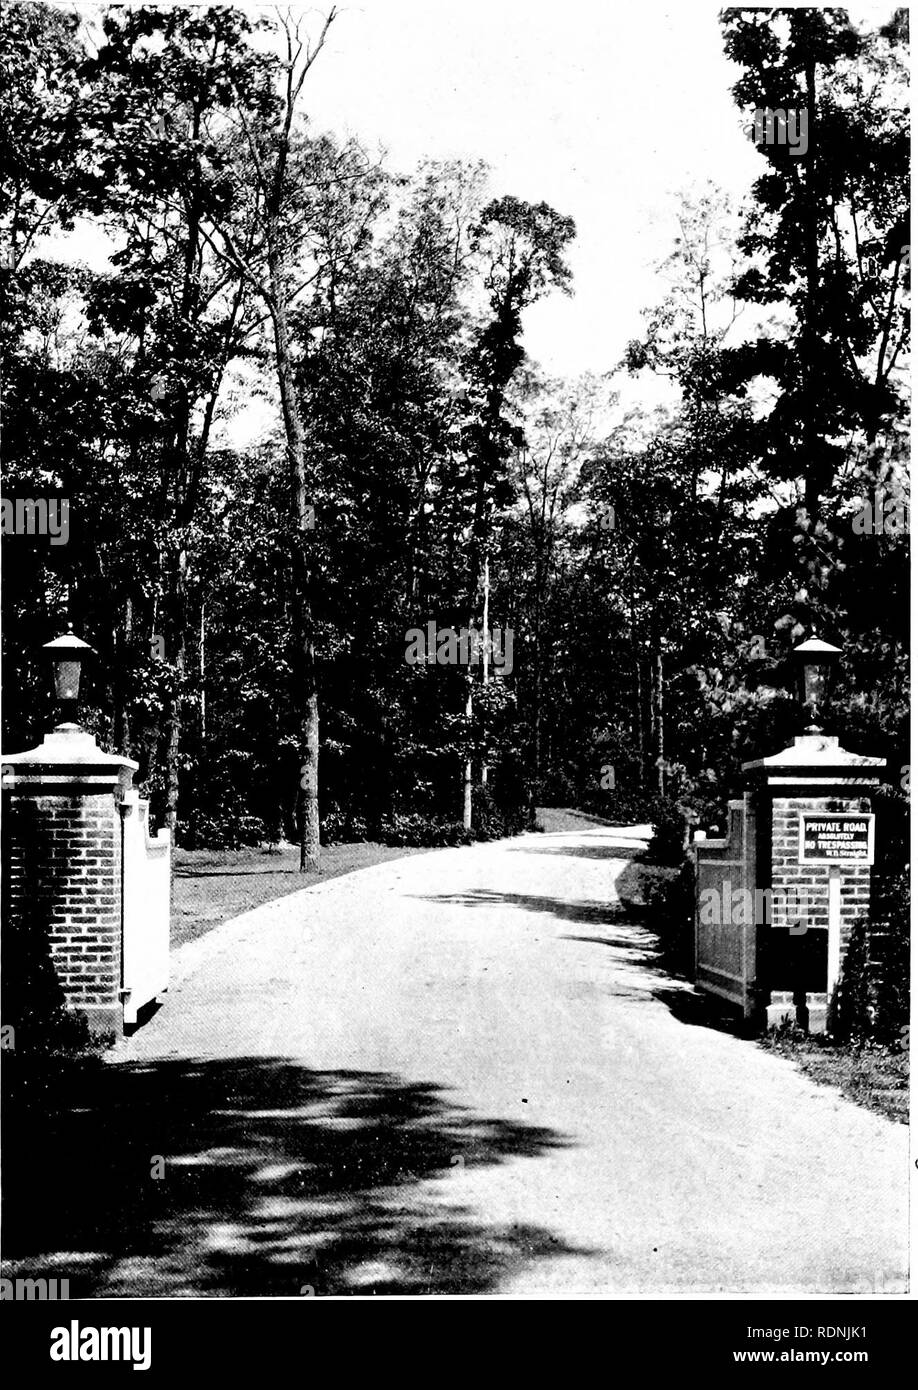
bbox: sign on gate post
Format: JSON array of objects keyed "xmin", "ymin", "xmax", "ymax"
[
  {"xmin": 798, "ymin": 812, "xmax": 875, "ymax": 865},
  {"xmin": 798, "ymin": 812, "xmax": 874, "ymax": 1001}
]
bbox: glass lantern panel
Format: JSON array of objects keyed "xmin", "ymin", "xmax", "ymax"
[
  {"xmin": 53, "ymin": 659, "xmax": 82, "ymax": 700},
  {"xmin": 803, "ymin": 664, "xmax": 829, "ymax": 707}
]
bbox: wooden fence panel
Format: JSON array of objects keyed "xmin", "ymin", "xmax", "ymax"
[{"xmin": 120, "ymin": 790, "xmax": 170, "ymax": 1025}]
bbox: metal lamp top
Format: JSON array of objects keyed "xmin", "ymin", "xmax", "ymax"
[
  {"xmin": 793, "ymin": 635, "xmax": 842, "ymax": 657},
  {"xmin": 43, "ymin": 625, "xmax": 93, "ymax": 654}
]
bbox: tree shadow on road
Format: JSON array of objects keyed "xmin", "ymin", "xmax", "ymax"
[
  {"xmin": 415, "ymin": 888, "xmax": 716, "ymax": 1014},
  {"xmin": 415, "ymin": 884, "xmax": 755, "ymax": 1043},
  {"xmin": 510, "ymin": 843, "xmax": 647, "ymax": 863},
  {"xmin": 504, "ymin": 849, "xmax": 649, "ymax": 913},
  {"xmin": 1, "ymin": 1057, "xmax": 581, "ymax": 1297},
  {"xmin": 413, "ymin": 887, "xmax": 638, "ymax": 930}
]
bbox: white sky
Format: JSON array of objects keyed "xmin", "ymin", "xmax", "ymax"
[
  {"xmin": 299, "ymin": 0, "xmax": 763, "ymax": 376},
  {"xmin": 55, "ymin": 1, "xmax": 896, "ymax": 424}
]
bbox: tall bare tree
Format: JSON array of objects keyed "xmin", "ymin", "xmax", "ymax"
[{"xmin": 211, "ymin": 7, "xmax": 381, "ymax": 870}]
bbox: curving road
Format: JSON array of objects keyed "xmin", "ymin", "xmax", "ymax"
[{"xmin": 96, "ymin": 820, "xmax": 907, "ymax": 1297}]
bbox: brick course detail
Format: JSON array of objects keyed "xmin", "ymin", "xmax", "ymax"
[
  {"xmin": 5, "ymin": 793, "xmax": 123, "ymax": 1011},
  {"xmin": 769, "ymin": 795, "xmax": 869, "ymax": 952}
]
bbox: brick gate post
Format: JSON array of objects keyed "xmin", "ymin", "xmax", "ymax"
[
  {"xmin": 742, "ymin": 734, "xmax": 885, "ymax": 1034},
  {"xmin": 2, "ymin": 723, "xmax": 138, "ymax": 1036}
]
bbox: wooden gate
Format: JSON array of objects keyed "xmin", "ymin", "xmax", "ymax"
[{"xmin": 692, "ymin": 795, "xmax": 757, "ymax": 1017}]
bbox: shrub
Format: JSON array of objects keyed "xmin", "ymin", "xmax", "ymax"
[
  {"xmin": 833, "ymin": 782, "xmax": 910, "ymax": 1042},
  {"xmin": 536, "ymin": 768, "xmax": 579, "ymax": 806},
  {"xmin": 572, "ymin": 788, "xmax": 693, "ymax": 862},
  {"xmin": 178, "ymin": 806, "xmax": 267, "ymax": 850},
  {"xmin": 833, "ymin": 916, "xmax": 871, "ymax": 1039},
  {"xmin": 834, "ymin": 866, "xmax": 910, "ymax": 1043},
  {"xmin": 644, "ymin": 798, "xmax": 691, "ymax": 866},
  {"xmin": 376, "ymin": 812, "xmax": 474, "ymax": 848},
  {"xmin": 579, "ymin": 785, "xmax": 667, "ymax": 824},
  {"xmin": 642, "ymin": 859, "xmax": 695, "ymax": 975},
  {"xmin": 320, "ymin": 806, "xmax": 369, "ymax": 845},
  {"xmin": 869, "ymin": 867, "xmax": 910, "ymax": 1041},
  {"xmin": 369, "ymin": 786, "xmax": 530, "ymax": 849},
  {"xmin": 470, "ymin": 783, "xmax": 529, "ymax": 841}
]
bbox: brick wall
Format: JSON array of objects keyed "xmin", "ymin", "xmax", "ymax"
[
  {"xmin": 4, "ymin": 790, "xmax": 122, "ymax": 1022},
  {"xmin": 769, "ymin": 795, "xmax": 872, "ymax": 950}
]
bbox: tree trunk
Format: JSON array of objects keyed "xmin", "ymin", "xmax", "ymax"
[
  {"xmin": 461, "ymin": 474, "xmax": 486, "ymax": 829},
  {"xmin": 532, "ymin": 544, "xmax": 544, "ymax": 788},
  {"xmin": 634, "ymin": 653, "xmax": 644, "ymax": 788},
  {"xmin": 115, "ymin": 596, "xmax": 133, "ymax": 757},
  {"xmin": 199, "ymin": 600, "xmax": 206, "ymax": 744},
  {"xmin": 462, "ymin": 675, "xmax": 473, "ymax": 830},
  {"xmin": 268, "ymin": 249, "xmax": 320, "ymax": 872},
  {"xmin": 163, "ymin": 543, "xmax": 187, "ymax": 833},
  {"xmin": 802, "ymin": 55, "xmax": 821, "ymax": 520},
  {"xmin": 480, "ymin": 550, "xmax": 489, "ymax": 786},
  {"xmin": 653, "ymin": 649, "xmax": 664, "ymax": 797}
]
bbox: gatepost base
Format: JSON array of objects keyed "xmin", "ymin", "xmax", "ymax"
[
  {"xmin": 766, "ymin": 990, "xmax": 829, "ymax": 1034},
  {"xmin": 801, "ymin": 992, "xmax": 829, "ymax": 1035},
  {"xmin": 69, "ymin": 1001, "xmax": 122, "ymax": 1040},
  {"xmin": 766, "ymin": 991, "xmax": 796, "ymax": 1030}
]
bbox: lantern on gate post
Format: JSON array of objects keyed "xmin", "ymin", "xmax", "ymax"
[
  {"xmin": 792, "ymin": 634, "xmax": 842, "ymax": 734},
  {"xmin": 43, "ymin": 625, "xmax": 93, "ymax": 727}
]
